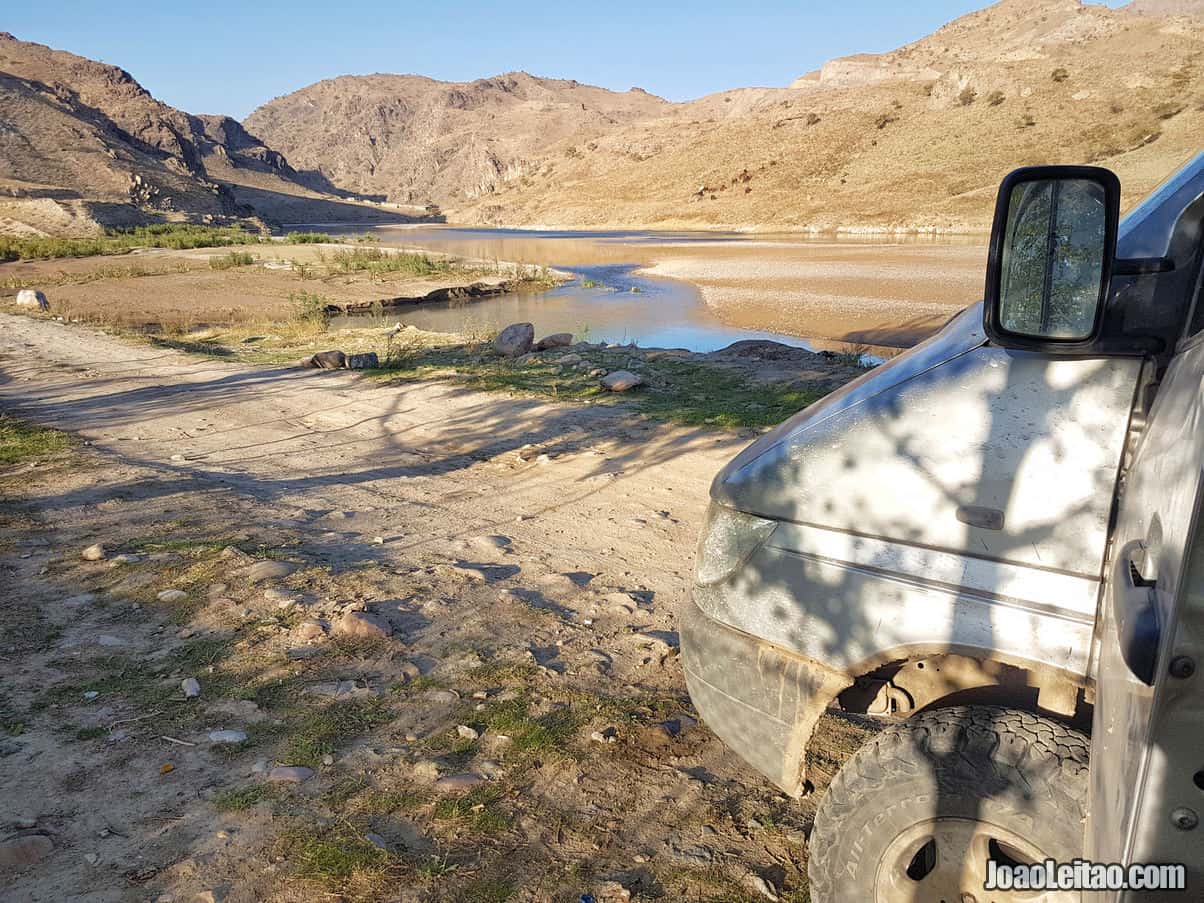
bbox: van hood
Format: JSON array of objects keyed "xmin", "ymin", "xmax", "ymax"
[{"xmin": 711, "ymin": 302, "xmax": 987, "ymax": 514}]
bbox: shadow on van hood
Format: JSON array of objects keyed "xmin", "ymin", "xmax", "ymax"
[{"xmin": 711, "ymin": 302, "xmax": 987, "ymax": 513}]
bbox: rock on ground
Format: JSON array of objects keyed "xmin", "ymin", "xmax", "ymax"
[
  {"xmin": 15, "ymin": 290, "xmax": 49, "ymax": 311},
  {"xmin": 181, "ymin": 678, "xmax": 201, "ymax": 699},
  {"xmin": 534, "ymin": 332, "xmax": 572, "ymax": 351},
  {"xmin": 493, "ymin": 323, "xmax": 534, "ymax": 357},
  {"xmin": 601, "ymin": 370, "xmax": 644, "ymax": 392},
  {"xmin": 0, "ymin": 834, "xmax": 53, "ymax": 869},
  {"xmin": 346, "ymin": 352, "xmax": 379, "ymax": 369},
  {"xmin": 302, "ymin": 350, "xmax": 346, "ymax": 370},
  {"xmin": 80, "ymin": 543, "xmax": 106, "ymax": 561},
  {"xmin": 208, "ymin": 730, "xmax": 248, "ymax": 744},
  {"xmin": 335, "ymin": 610, "xmax": 393, "ymax": 638},
  {"xmin": 246, "ymin": 560, "xmax": 295, "ymax": 583},
  {"xmin": 267, "ymin": 766, "xmax": 313, "ymax": 783}
]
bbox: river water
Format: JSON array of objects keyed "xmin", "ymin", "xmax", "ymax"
[{"xmin": 308, "ymin": 225, "xmax": 986, "ymax": 354}]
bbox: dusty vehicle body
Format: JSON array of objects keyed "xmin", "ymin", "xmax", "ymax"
[{"xmin": 682, "ymin": 154, "xmax": 1204, "ymax": 898}]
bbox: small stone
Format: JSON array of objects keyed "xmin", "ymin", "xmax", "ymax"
[
  {"xmin": 601, "ymin": 370, "xmax": 644, "ymax": 392},
  {"xmin": 335, "ymin": 610, "xmax": 392, "ymax": 639},
  {"xmin": 181, "ymin": 678, "xmax": 201, "ymax": 699},
  {"xmin": 433, "ymin": 772, "xmax": 486, "ymax": 793},
  {"xmin": 84, "ymin": 852, "xmax": 100, "ymax": 866},
  {"xmin": 746, "ymin": 874, "xmax": 780, "ymax": 901},
  {"xmin": 493, "ymin": 322, "xmax": 535, "ymax": 357},
  {"xmin": 15, "ymin": 289, "xmax": 49, "ymax": 311},
  {"xmin": 267, "ymin": 766, "xmax": 314, "ymax": 783},
  {"xmin": 207, "ymin": 730, "xmax": 248, "ymax": 744},
  {"xmin": 456, "ymin": 724, "xmax": 480, "ymax": 741},
  {"xmin": 81, "ymin": 544, "xmax": 106, "ymax": 561},
  {"xmin": 12, "ymin": 816, "xmax": 37, "ymax": 830},
  {"xmin": 321, "ymin": 754, "xmax": 334, "ymax": 766},
  {"xmin": 109, "ymin": 554, "xmax": 140, "ymax": 565},
  {"xmin": 294, "ymin": 620, "xmax": 328, "ymax": 641},
  {"xmin": 157, "ymin": 589, "xmax": 187, "ymax": 603},
  {"xmin": 247, "ymin": 560, "xmax": 295, "ymax": 583},
  {"xmin": 82, "ymin": 690, "xmax": 99, "ymax": 700},
  {"xmin": 0, "ymin": 834, "xmax": 53, "ymax": 868},
  {"xmin": 96, "ymin": 635, "xmax": 124, "ymax": 648}
]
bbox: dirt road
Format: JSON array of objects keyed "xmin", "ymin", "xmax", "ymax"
[{"xmin": 0, "ymin": 314, "xmax": 866, "ymax": 902}]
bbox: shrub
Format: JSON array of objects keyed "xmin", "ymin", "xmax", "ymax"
[
  {"xmin": 0, "ymin": 224, "xmax": 259, "ymax": 262},
  {"xmin": 958, "ymin": 85, "xmax": 978, "ymax": 106},
  {"xmin": 985, "ymin": 90, "xmax": 1005, "ymax": 107},
  {"xmin": 208, "ymin": 250, "xmax": 254, "ymax": 270},
  {"xmin": 284, "ymin": 232, "xmax": 334, "ymax": 244},
  {"xmin": 289, "ymin": 291, "xmax": 331, "ymax": 332},
  {"xmin": 1052, "ymin": 68, "xmax": 1069, "ymax": 82}
]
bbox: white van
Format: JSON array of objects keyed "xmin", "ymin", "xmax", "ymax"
[{"xmin": 682, "ymin": 155, "xmax": 1204, "ymax": 901}]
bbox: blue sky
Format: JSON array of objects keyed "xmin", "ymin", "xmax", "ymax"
[{"xmin": 6, "ymin": 1, "xmax": 1129, "ymax": 120}]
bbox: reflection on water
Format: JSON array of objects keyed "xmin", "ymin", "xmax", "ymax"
[
  {"xmin": 331, "ymin": 263, "xmax": 877, "ymax": 354},
  {"xmin": 309, "ymin": 224, "xmax": 978, "ymax": 354}
]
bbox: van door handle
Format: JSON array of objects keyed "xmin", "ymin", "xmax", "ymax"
[{"xmin": 1113, "ymin": 540, "xmax": 1160, "ymax": 686}]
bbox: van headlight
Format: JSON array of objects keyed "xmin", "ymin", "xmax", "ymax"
[{"xmin": 694, "ymin": 503, "xmax": 777, "ymax": 586}]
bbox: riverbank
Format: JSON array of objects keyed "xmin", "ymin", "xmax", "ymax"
[
  {"xmin": 0, "ymin": 240, "xmax": 562, "ymax": 333},
  {"xmin": 0, "ymin": 312, "xmax": 872, "ymax": 902}
]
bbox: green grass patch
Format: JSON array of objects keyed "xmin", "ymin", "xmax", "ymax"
[
  {"xmin": 482, "ymin": 696, "xmax": 584, "ymax": 756},
  {"xmin": 212, "ymin": 783, "xmax": 278, "ymax": 811},
  {"xmin": 461, "ymin": 878, "xmax": 515, "ymax": 902},
  {"xmin": 209, "ymin": 250, "xmax": 255, "ymax": 270},
  {"xmin": 320, "ymin": 246, "xmax": 454, "ymax": 279},
  {"xmin": 284, "ymin": 232, "xmax": 336, "ymax": 244},
  {"xmin": 0, "ymin": 224, "xmax": 260, "ymax": 261},
  {"xmin": 369, "ymin": 344, "xmax": 829, "ymax": 429},
  {"xmin": 283, "ymin": 698, "xmax": 395, "ymax": 768},
  {"xmin": 0, "ymin": 415, "xmax": 75, "ymax": 465},
  {"xmin": 277, "ymin": 821, "xmax": 393, "ymax": 881}
]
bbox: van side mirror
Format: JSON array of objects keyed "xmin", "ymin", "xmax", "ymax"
[{"xmin": 984, "ymin": 166, "xmax": 1120, "ymax": 349}]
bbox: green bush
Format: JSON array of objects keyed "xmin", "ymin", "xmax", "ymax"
[
  {"xmin": 0, "ymin": 224, "xmax": 260, "ymax": 262},
  {"xmin": 289, "ymin": 291, "xmax": 332, "ymax": 331},
  {"xmin": 284, "ymin": 232, "xmax": 335, "ymax": 244},
  {"xmin": 209, "ymin": 250, "xmax": 255, "ymax": 270}
]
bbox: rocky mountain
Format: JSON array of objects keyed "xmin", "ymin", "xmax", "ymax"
[
  {"xmin": 245, "ymin": 72, "xmax": 670, "ymax": 206},
  {"xmin": 0, "ymin": 33, "xmax": 409, "ymax": 236},
  {"xmin": 246, "ymin": 0, "xmax": 1204, "ymax": 231}
]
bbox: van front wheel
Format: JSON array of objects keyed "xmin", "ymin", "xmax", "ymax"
[{"xmin": 807, "ymin": 706, "xmax": 1089, "ymax": 903}]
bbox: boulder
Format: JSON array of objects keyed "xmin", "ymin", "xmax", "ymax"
[
  {"xmin": 81, "ymin": 543, "xmax": 106, "ymax": 562},
  {"xmin": 601, "ymin": 370, "xmax": 644, "ymax": 392},
  {"xmin": 15, "ymin": 290, "xmax": 48, "ymax": 311},
  {"xmin": 493, "ymin": 323, "xmax": 534, "ymax": 357},
  {"xmin": 302, "ymin": 350, "xmax": 347, "ymax": 370},
  {"xmin": 346, "ymin": 352, "xmax": 379, "ymax": 370},
  {"xmin": 534, "ymin": 332, "xmax": 573, "ymax": 351},
  {"xmin": 336, "ymin": 610, "xmax": 393, "ymax": 639}
]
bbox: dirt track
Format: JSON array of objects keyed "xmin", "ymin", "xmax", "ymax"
[{"xmin": 0, "ymin": 314, "xmax": 869, "ymax": 902}]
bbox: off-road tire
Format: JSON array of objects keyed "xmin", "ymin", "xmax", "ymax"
[{"xmin": 807, "ymin": 705, "xmax": 1090, "ymax": 903}]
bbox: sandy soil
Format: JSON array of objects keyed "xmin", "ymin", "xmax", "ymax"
[
  {"xmin": 1, "ymin": 245, "xmax": 545, "ymax": 332},
  {"xmin": 640, "ymin": 241, "xmax": 986, "ymax": 346},
  {"xmin": 0, "ymin": 313, "xmax": 871, "ymax": 902}
]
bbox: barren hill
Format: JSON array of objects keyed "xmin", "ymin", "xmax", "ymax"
[
  {"xmin": 0, "ymin": 33, "xmax": 412, "ymax": 235},
  {"xmin": 247, "ymin": 0, "xmax": 1204, "ymax": 231},
  {"xmin": 245, "ymin": 72, "xmax": 670, "ymax": 207}
]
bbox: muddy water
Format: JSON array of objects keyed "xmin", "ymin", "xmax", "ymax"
[{"xmin": 316, "ymin": 225, "xmax": 987, "ymax": 352}]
